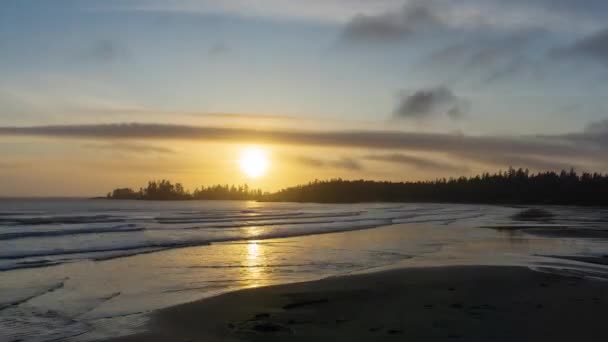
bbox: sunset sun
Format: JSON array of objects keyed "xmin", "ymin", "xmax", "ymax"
[{"xmin": 239, "ymin": 147, "xmax": 269, "ymax": 178}]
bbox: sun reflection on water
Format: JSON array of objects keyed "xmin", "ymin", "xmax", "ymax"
[
  {"xmin": 244, "ymin": 240, "xmax": 264, "ymax": 288},
  {"xmin": 247, "ymin": 240, "xmax": 260, "ymax": 261},
  {"xmin": 245, "ymin": 226, "xmax": 263, "ymax": 238}
]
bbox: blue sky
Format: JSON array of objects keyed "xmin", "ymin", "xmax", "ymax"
[{"xmin": 1, "ymin": 1, "xmax": 608, "ymax": 195}]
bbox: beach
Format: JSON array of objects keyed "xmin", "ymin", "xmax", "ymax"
[
  {"xmin": 108, "ymin": 265, "xmax": 608, "ymax": 342},
  {"xmin": 6, "ymin": 2, "xmax": 608, "ymax": 340},
  {"xmin": 2, "ymin": 200, "xmax": 608, "ymax": 341}
]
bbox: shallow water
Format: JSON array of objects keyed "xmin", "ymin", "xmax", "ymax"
[{"xmin": 0, "ymin": 199, "xmax": 607, "ymax": 341}]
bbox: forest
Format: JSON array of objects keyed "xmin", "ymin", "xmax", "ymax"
[
  {"xmin": 107, "ymin": 180, "xmax": 264, "ymax": 201},
  {"xmin": 107, "ymin": 168, "xmax": 608, "ymax": 205}
]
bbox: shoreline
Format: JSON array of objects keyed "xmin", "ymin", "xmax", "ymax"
[
  {"xmin": 3, "ymin": 201, "xmax": 608, "ymax": 342},
  {"xmin": 94, "ymin": 197, "xmax": 608, "ymax": 208},
  {"xmin": 106, "ymin": 265, "xmax": 608, "ymax": 342}
]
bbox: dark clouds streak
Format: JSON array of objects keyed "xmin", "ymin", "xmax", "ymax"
[
  {"xmin": 455, "ymin": 152, "xmax": 583, "ymax": 172},
  {"xmin": 554, "ymin": 28, "xmax": 608, "ymax": 66},
  {"xmin": 364, "ymin": 154, "xmax": 468, "ymax": 173},
  {"xmin": 294, "ymin": 156, "xmax": 363, "ymax": 171},
  {"xmin": 0, "ymin": 123, "xmax": 606, "ymax": 162},
  {"xmin": 585, "ymin": 119, "xmax": 608, "ymax": 134},
  {"xmin": 82, "ymin": 143, "xmax": 175, "ymax": 154},
  {"xmin": 426, "ymin": 31, "xmax": 545, "ymax": 84}
]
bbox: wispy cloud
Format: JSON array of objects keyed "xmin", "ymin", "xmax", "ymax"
[
  {"xmin": 91, "ymin": 0, "xmax": 406, "ymax": 24},
  {"xmin": 208, "ymin": 42, "xmax": 232, "ymax": 58},
  {"xmin": 78, "ymin": 39, "xmax": 128, "ymax": 64},
  {"xmin": 1, "ymin": 122, "xmax": 607, "ymax": 169},
  {"xmin": 455, "ymin": 151, "xmax": 584, "ymax": 172},
  {"xmin": 393, "ymin": 85, "xmax": 469, "ymax": 120},
  {"xmin": 552, "ymin": 28, "xmax": 608, "ymax": 66},
  {"xmin": 364, "ymin": 153, "xmax": 467, "ymax": 173},
  {"xmin": 82, "ymin": 143, "xmax": 175, "ymax": 154},
  {"xmin": 293, "ymin": 156, "xmax": 363, "ymax": 171},
  {"xmin": 425, "ymin": 31, "xmax": 545, "ymax": 84},
  {"xmin": 584, "ymin": 118, "xmax": 608, "ymax": 134},
  {"xmin": 336, "ymin": 1, "xmax": 606, "ymax": 88}
]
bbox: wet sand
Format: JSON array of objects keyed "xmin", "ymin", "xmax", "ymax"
[
  {"xmin": 107, "ymin": 266, "xmax": 608, "ymax": 342},
  {"xmin": 544, "ymin": 254, "xmax": 608, "ymax": 266},
  {"xmin": 481, "ymin": 225, "xmax": 608, "ymax": 238}
]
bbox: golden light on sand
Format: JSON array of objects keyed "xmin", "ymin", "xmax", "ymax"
[{"xmin": 239, "ymin": 147, "xmax": 269, "ymax": 178}]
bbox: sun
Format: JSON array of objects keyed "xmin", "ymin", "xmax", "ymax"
[{"xmin": 239, "ymin": 147, "xmax": 269, "ymax": 178}]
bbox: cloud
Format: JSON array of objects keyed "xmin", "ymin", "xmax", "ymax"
[
  {"xmin": 208, "ymin": 42, "xmax": 231, "ymax": 57},
  {"xmin": 426, "ymin": 31, "xmax": 544, "ymax": 84},
  {"xmin": 337, "ymin": 0, "xmax": 594, "ymax": 46},
  {"xmin": 364, "ymin": 153, "xmax": 467, "ymax": 173},
  {"xmin": 200, "ymin": 112, "xmax": 299, "ymax": 121},
  {"xmin": 79, "ymin": 40, "xmax": 128, "ymax": 63},
  {"xmin": 554, "ymin": 28, "xmax": 608, "ymax": 66},
  {"xmin": 294, "ymin": 156, "xmax": 363, "ymax": 170},
  {"xmin": 455, "ymin": 151, "xmax": 583, "ymax": 172},
  {"xmin": 393, "ymin": 85, "xmax": 469, "ymax": 119},
  {"xmin": 94, "ymin": 0, "xmax": 608, "ymax": 31},
  {"xmin": 0, "ymin": 122, "xmax": 607, "ymax": 167},
  {"xmin": 555, "ymin": 118, "xmax": 608, "ymax": 147},
  {"xmin": 584, "ymin": 118, "xmax": 608, "ymax": 134},
  {"xmin": 337, "ymin": 1, "xmax": 604, "ymax": 86},
  {"xmin": 82, "ymin": 143, "xmax": 175, "ymax": 154},
  {"xmin": 340, "ymin": 1, "xmax": 445, "ymax": 43}
]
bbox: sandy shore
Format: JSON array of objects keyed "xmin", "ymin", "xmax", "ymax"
[{"xmin": 108, "ymin": 265, "xmax": 607, "ymax": 342}]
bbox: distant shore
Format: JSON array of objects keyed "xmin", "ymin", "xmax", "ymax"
[
  {"xmin": 96, "ymin": 196, "xmax": 608, "ymax": 208},
  {"xmin": 107, "ymin": 265, "xmax": 608, "ymax": 342},
  {"xmin": 104, "ymin": 169, "xmax": 608, "ymax": 205}
]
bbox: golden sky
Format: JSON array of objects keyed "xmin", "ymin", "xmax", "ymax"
[
  {"xmin": 2, "ymin": 1, "xmax": 608, "ymax": 196},
  {"xmin": 1, "ymin": 118, "xmax": 605, "ymax": 196}
]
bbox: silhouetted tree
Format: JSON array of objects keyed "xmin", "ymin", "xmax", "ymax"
[
  {"xmin": 262, "ymin": 168, "xmax": 608, "ymax": 205},
  {"xmin": 107, "ymin": 181, "xmax": 264, "ymax": 201},
  {"xmin": 106, "ymin": 169, "xmax": 608, "ymax": 205}
]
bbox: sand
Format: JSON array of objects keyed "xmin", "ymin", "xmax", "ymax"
[{"xmin": 107, "ymin": 265, "xmax": 608, "ymax": 341}]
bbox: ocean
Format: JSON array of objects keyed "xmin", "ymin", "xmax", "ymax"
[{"xmin": 1, "ymin": 199, "xmax": 607, "ymax": 341}]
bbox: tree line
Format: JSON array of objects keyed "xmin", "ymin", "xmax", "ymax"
[
  {"xmin": 107, "ymin": 180, "xmax": 264, "ymax": 201},
  {"xmin": 107, "ymin": 168, "xmax": 608, "ymax": 205}
]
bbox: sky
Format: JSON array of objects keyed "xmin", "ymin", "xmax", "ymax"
[{"xmin": 1, "ymin": 0, "xmax": 608, "ymax": 196}]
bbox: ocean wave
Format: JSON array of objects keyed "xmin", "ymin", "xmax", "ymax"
[
  {"xmin": 0, "ymin": 224, "xmax": 142, "ymax": 241},
  {"xmin": 0, "ymin": 215, "xmax": 125, "ymax": 226},
  {"xmin": 0, "ymin": 241, "xmax": 212, "ymax": 261},
  {"xmin": 0, "ymin": 203, "xmax": 486, "ymax": 272},
  {"xmin": 0, "ymin": 220, "xmax": 392, "ymax": 270},
  {"xmin": 0, "ymin": 279, "xmax": 66, "ymax": 311},
  {"xmin": 154, "ymin": 211, "xmax": 363, "ymax": 224}
]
